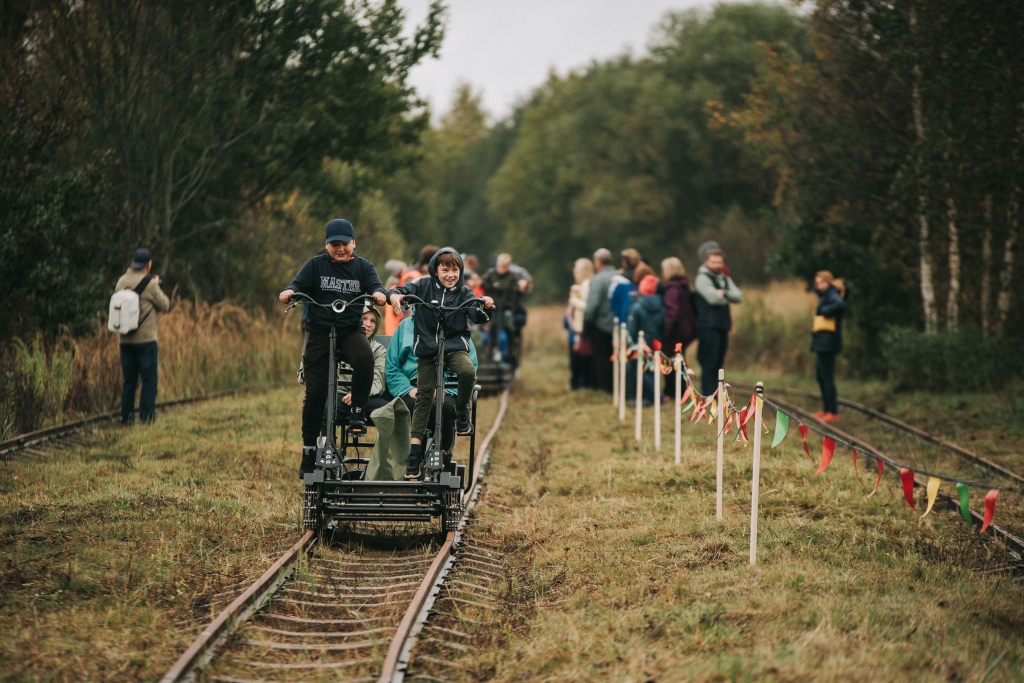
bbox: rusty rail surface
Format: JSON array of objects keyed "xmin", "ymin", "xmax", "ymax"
[
  {"xmin": 763, "ymin": 392, "xmax": 1024, "ymax": 558},
  {"xmin": 159, "ymin": 387, "xmax": 510, "ymax": 683}
]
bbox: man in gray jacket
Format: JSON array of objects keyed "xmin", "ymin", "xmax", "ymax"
[
  {"xmin": 114, "ymin": 248, "xmax": 171, "ymax": 424},
  {"xmin": 583, "ymin": 248, "xmax": 618, "ymax": 393},
  {"xmin": 692, "ymin": 241, "xmax": 743, "ymax": 396}
]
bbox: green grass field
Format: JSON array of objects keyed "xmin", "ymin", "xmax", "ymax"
[{"xmin": 2, "ymin": 306, "xmax": 1022, "ymax": 681}]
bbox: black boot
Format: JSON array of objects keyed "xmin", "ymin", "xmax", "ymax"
[
  {"xmin": 349, "ymin": 406, "xmax": 367, "ymax": 436},
  {"xmin": 404, "ymin": 444, "xmax": 423, "ymax": 480},
  {"xmin": 456, "ymin": 402, "xmax": 473, "ymax": 435},
  {"xmin": 298, "ymin": 446, "xmax": 316, "ymax": 480}
]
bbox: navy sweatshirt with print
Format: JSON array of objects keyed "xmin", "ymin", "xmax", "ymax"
[{"xmin": 286, "ymin": 253, "xmax": 385, "ymax": 332}]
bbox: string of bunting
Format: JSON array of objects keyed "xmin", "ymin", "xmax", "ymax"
[{"xmin": 651, "ymin": 345, "xmax": 1013, "ymax": 535}]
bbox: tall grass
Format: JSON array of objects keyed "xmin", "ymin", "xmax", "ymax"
[
  {"xmin": 727, "ymin": 286, "xmax": 814, "ymax": 376},
  {"xmin": 0, "ymin": 300, "xmax": 301, "ymax": 437}
]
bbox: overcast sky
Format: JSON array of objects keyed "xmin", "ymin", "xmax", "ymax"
[{"xmin": 398, "ymin": 0, "xmax": 710, "ymax": 120}]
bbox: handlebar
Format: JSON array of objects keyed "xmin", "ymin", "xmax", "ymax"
[
  {"xmin": 394, "ymin": 294, "xmax": 489, "ymax": 314},
  {"xmin": 284, "ymin": 292, "xmax": 376, "ymax": 315}
]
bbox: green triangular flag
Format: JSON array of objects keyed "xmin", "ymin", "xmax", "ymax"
[
  {"xmin": 771, "ymin": 410, "xmax": 789, "ymax": 449},
  {"xmin": 956, "ymin": 482, "xmax": 975, "ymax": 529}
]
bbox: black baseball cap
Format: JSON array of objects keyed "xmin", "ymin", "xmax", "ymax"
[
  {"xmin": 130, "ymin": 248, "xmax": 152, "ymax": 270},
  {"xmin": 325, "ymin": 219, "xmax": 354, "ymax": 244}
]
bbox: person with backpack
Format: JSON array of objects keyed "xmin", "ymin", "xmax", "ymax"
[
  {"xmin": 111, "ymin": 248, "xmax": 171, "ymax": 425},
  {"xmin": 811, "ymin": 270, "xmax": 847, "ymax": 423},
  {"xmin": 693, "ymin": 241, "xmax": 743, "ymax": 397}
]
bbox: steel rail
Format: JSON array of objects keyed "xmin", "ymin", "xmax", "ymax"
[
  {"xmin": 159, "ymin": 529, "xmax": 316, "ymax": 683},
  {"xmin": 764, "ymin": 393, "xmax": 1024, "ymax": 558},
  {"xmin": 159, "ymin": 387, "xmax": 511, "ymax": 683},
  {"xmin": 378, "ymin": 387, "xmax": 509, "ymax": 683},
  {"xmin": 731, "ymin": 382, "xmax": 1024, "ymax": 486},
  {"xmin": 0, "ymin": 387, "xmax": 271, "ymax": 457}
]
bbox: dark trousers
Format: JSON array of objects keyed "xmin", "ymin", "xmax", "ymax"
[
  {"xmin": 569, "ymin": 349, "xmax": 592, "ymax": 390},
  {"xmin": 332, "ymin": 395, "xmax": 391, "ymax": 431},
  {"xmin": 412, "ymin": 351, "xmax": 475, "ymax": 441},
  {"xmin": 625, "ymin": 363, "xmax": 655, "ymax": 406},
  {"xmin": 816, "ymin": 351, "xmax": 838, "ymax": 414},
  {"xmin": 120, "ymin": 342, "xmax": 158, "ymax": 424},
  {"xmin": 697, "ymin": 328, "xmax": 729, "ymax": 397},
  {"xmin": 401, "ymin": 393, "xmax": 456, "ymax": 451},
  {"xmin": 301, "ymin": 329, "xmax": 373, "ymax": 447},
  {"xmin": 589, "ymin": 330, "xmax": 614, "ymax": 393}
]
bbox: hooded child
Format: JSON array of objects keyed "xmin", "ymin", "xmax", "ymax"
[{"xmin": 387, "ymin": 248, "xmax": 494, "ymax": 479}]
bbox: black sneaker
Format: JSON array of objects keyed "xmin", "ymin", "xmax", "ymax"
[
  {"xmin": 456, "ymin": 402, "xmax": 473, "ymax": 435},
  {"xmin": 349, "ymin": 407, "xmax": 367, "ymax": 436},
  {"xmin": 298, "ymin": 446, "xmax": 316, "ymax": 480},
  {"xmin": 404, "ymin": 453, "xmax": 422, "ymax": 480}
]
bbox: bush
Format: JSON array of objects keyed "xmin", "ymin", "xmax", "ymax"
[{"xmin": 881, "ymin": 326, "xmax": 1022, "ymax": 392}]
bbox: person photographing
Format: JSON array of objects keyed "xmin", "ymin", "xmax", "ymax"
[{"xmin": 279, "ymin": 219, "xmax": 387, "ymax": 479}]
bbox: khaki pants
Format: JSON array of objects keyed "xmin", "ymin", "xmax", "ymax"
[{"xmin": 411, "ymin": 351, "xmax": 475, "ymax": 441}]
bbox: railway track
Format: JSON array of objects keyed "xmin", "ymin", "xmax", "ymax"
[
  {"xmin": 0, "ymin": 388, "xmax": 266, "ymax": 459},
  {"xmin": 159, "ymin": 388, "xmax": 510, "ymax": 683},
  {"xmin": 733, "ymin": 383, "xmax": 1024, "ymax": 565}
]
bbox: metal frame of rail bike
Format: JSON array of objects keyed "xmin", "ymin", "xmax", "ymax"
[{"xmin": 284, "ymin": 292, "xmax": 484, "ymax": 536}]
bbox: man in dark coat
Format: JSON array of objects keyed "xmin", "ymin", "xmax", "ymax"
[{"xmin": 692, "ymin": 241, "xmax": 743, "ymax": 396}]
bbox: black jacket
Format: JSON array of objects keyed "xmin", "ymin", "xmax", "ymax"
[
  {"xmin": 286, "ymin": 252, "xmax": 385, "ymax": 332},
  {"xmin": 811, "ymin": 285, "xmax": 847, "ymax": 353},
  {"xmin": 388, "ymin": 247, "xmax": 489, "ymax": 358}
]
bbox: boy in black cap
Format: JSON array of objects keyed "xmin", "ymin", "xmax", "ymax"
[{"xmin": 279, "ymin": 219, "xmax": 388, "ymax": 479}]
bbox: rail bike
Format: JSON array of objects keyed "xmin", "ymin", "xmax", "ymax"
[
  {"xmin": 476, "ymin": 301, "xmax": 518, "ymax": 395},
  {"xmin": 285, "ymin": 292, "xmax": 488, "ymax": 535}
]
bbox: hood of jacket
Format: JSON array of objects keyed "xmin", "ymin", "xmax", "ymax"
[
  {"xmin": 428, "ymin": 247, "xmax": 464, "ymax": 291},
  {"xmin": 635, "ymin": 294, "xmax": 664, "ymax": 315}
]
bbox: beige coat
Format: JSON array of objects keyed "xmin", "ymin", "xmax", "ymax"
[
  {"xmin": 113, "ymin": 269, "xmax": 171, "ymax": 344},
  {"xmin": 569, "ymin": 279, "xmax": 591, "ymax": 334}
]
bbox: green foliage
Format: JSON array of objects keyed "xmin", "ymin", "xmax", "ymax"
[
  {"xmin": 384, "ymin": 85, "xmax": 517, "ymax": 263},
  {"xmin": 485, "ymin": 3, "xmax": 806, "ymax": 300},
  {"xmin": 1, "ymin": 0, "xmax": 444, "ymax": 339},
  {"xmin": 881, "ymin": 326, "xmax": 1022, "ymax": 392}
]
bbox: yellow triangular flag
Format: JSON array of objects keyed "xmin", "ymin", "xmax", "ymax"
[{"xmin": 921, "ymin": 476, "xmax": 941, "ymax": 518}]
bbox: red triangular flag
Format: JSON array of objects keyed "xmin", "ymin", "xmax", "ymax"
[
  {"xmin": 816, "ymin": 437, "xmax": 836, "ymax": 474},
  {"xmin": 798, "ymin": 424, "xmax": 812, "ymax": 461},
  {"xmin": 652, "ymin": 339, "xmax": 662, "ymax": 351},
  {"xmin": 980, "ymin": 489, "xmax": 999, "ymax": 534},
  {"xmin": 867, "ymin": 458, "xmax": 884, "ymax": 498},
  {"xmin": 680, "ymin": 385, "xmax": 692, "ymax": 404},
  {"xmin": 900, "ymin": 468, "xmax": 916, "ymax": 510},
  {"xmin": 851, "ymin": 449, "xmax": 863, "ymax": 484}
]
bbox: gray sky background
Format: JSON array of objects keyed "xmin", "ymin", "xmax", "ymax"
[{"xmin": 398, "ymin": 0, "xmax": 709, "ymax": 120}]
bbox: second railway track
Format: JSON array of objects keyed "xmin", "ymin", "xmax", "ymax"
[{"xmin": 160, "ymin": 388, "xmax": 511, "ymax": 683}]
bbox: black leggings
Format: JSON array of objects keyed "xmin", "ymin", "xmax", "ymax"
[
  {"xmin": 301, "ymin": 329, "xmax": 374, "ymax": 447},
  {"xmin": 816, "ymin": 351, "xmax": 838, "ymax": 414}
]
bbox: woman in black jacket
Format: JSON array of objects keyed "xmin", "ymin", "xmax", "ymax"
[{"xmin": 811, "ymin": 271, "xmax": 847, "ymax": 423}]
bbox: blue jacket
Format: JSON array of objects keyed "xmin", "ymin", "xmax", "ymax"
[
  {"xmin": 609, "ymin": 275, "xmax": 636, "ymax": 328},
  {"xmin": 386, "ymin": 315, "xmax": 478, "ymax": 398},
  {"xmin": 627, "ymin": 294, "xmax": 665, "ymax": 346}
]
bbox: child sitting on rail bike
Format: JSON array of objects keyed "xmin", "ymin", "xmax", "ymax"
[
  {"xmin": 279, "ymin": 219, "xmax": 387, "ymax": 479},
  {"xmin": 387, "ymin": 248, "xmax": 494, "ymax": 480}
]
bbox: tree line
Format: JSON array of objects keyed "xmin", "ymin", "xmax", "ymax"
[{"xmin": 4, "ymin": 1, "xmax": 1021, "ymax": 378}]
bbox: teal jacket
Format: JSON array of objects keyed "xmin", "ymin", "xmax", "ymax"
[{"xmin": 386, "ymin": 315, "xmax": 478, "ymax": 398}]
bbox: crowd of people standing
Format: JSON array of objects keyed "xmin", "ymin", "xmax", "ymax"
[{"xmin": 565, "ymin": 243, "xmax": 848, "ymax": 419}]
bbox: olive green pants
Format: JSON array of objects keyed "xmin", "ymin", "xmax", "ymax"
[{"xmin": 411, "ymin": 350, "xmax": 476, "ymax": 441}]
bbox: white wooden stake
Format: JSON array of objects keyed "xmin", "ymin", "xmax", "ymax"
[
  {"xmin": 612, "ymin": 316, "xmax": 619, "ymax": 407},
  {"xmin": 674, "ymin": 353, "xmax": 682, "ymax": 465},
  {"xmin": 635, "ymin": 331, "xmax": 645, "ymax": 442},
  {"xmin": 618, "ymin": 323, "xmax": 627, "ymax": 422},
  {"xmin": 716, "ymin": 368, "xmax": 725, "ymax": 521},
  {"xmin": 750, "ymin": 381, "xmax": 764, "ymax": 566},
  {"xmin": 653, "ymin": 349, "xmax": 661, "ymax": 451}
]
